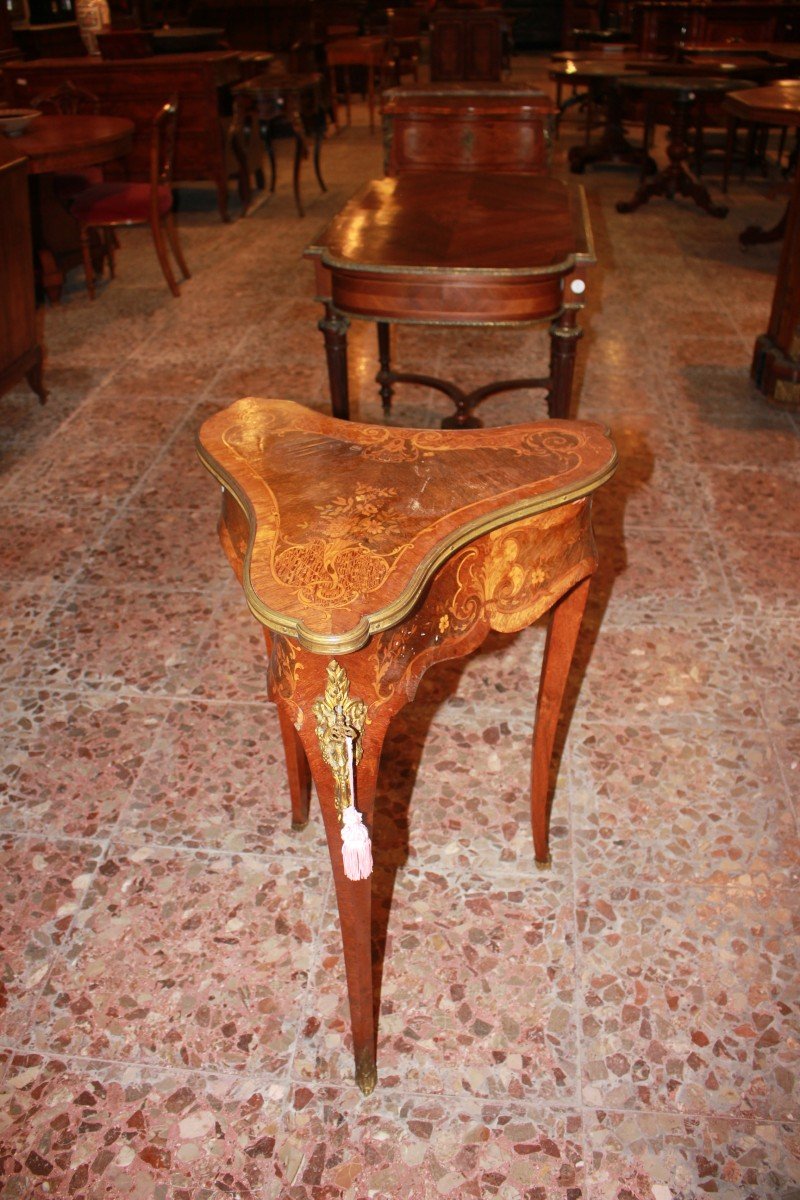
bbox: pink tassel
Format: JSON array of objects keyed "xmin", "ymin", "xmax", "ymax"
[{"xmin": 341, "ymin": 737, "xmax": 372, "ymax": 881}]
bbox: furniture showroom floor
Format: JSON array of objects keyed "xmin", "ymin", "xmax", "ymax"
[{"xmin": 1, "ymin": 56, "xmax": 798, "ymax": 1200}]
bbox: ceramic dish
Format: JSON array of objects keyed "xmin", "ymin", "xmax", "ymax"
[{"xmin": 0, "ymin": 109, "xmax": 41, "ymax": 137}]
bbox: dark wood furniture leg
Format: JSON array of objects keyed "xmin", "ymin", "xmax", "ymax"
[
  {"xmin": 740, "ymin": 202, "xmax": 788, "ymax": 247},
  {"xmin": 319, "ymin": 302, "xmax": 351, "ymax": 419},
  {"xmin": 376, "ymin": 321, "xmax": 393, "ymax": 413},
  {"xmin": 569, "ymin": 83, "xmax": 657, "ymax": 176},
  {"xmin": 547, "ymin": 307, "xmax": 583, "ymax": 419},
  {"xmin": 530, "ymin": 575, "xmax": 591, "ymax": 866}
]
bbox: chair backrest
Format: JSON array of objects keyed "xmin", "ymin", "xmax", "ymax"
[
  {"xmin": 151, "ymin": 99, "xmax": 179, "ymax": 190},
  {"xmin": 32, "ymin": 80, "xmax": 100, "ymax": 114}
]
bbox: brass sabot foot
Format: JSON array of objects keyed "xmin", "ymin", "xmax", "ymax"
[
  {"xmin": 355, "ymin": 1050, "xmax": 377, "ymax": 1096},
  {"xmin": 535, "ymin": 856, "xmax": 552, "ymax": 871},
  {"xmin": 291, "ymin": 820, "xmax": 309, "ymax": 832}
]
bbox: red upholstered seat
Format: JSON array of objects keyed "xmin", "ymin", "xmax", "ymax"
[
  {"xmin": 74, "ymin": 100, "xmax": 190, "ymax": 300},
  {"xmin": 71, "ymin": 182, "xmax": 174, "ymax": 224}
]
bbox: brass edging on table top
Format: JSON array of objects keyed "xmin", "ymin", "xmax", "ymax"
[
  {"xmin": 308, "ymin": 250, "xmax": 589, "ymax": 280},
  {"xmin": 197, "ymin": 437, "xmax": 618, "ymax": 656}
]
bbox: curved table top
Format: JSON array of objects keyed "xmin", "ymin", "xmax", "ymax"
[
  {"xmin": 724, "ymin": 80, "xmax": 800, "ymax": 125},
  {"xmin": 306, "ymin": 173, "xmax": 593, "ymax": 278},
  {"xmin": 9, "ymin": 114, "xmax": 134, "ymax": 175},
  {"xmin": 197, "ymin": 397, "xmax": 617, "ymax": 652},
  {"xmin": 549, "ymin": 57, "xmax": 667, "ymax": 82}
]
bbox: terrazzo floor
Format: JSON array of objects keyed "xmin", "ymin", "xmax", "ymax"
[{"xmin": 1, "ymin": 54, "xmax": 799, "ymax": 1200}]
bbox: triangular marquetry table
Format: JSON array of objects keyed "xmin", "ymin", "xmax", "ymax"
[{"xmin": 197, "ymin": 397, "xmax": 616, "ymax": 1094}]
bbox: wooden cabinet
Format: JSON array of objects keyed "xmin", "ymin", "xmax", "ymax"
[
  {"xmin": 382, "ymin": 84, "xmax": 555, "ymax": 175},
  {"xmin": 633, "ymin": 3, "xmax": 800, "ymax": 54},
  {"xmin": 429, "ymin": 8, "xmax": 504, "ymax": 82},
  {"xmin": 2, "ymin": 51, "xmax": 251, "ymax": 220},
  {"xmin": 0, "ymin": 142, "xmax": 45, "ymax": 405}
]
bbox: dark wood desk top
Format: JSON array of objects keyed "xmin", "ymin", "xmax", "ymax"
[
  {"xmin": 306, "ymin": 173, "xmax": 593, "ymax": 278},
  {"xmin": 3, "ymin": 50, "xmax": 245, "ymax": 78},
  {"xmin": 724, "ymin": 79, "xmax": 800, "ymax": 124},
  {"xmin": 197, "ymin": 397, "xmax": 616, "ymax": 651},
  {"xmin": 9, "ymin": 114, "xmax": 134, "ymax": 174}
]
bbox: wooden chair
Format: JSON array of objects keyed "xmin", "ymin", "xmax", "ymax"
[
  {"xmin": 197, "ymin": 396, "xmax": 617, "ymax": 1094},
  {"xmin": 70, "ymin": 100, "xmax": 190, "ymax": 299}
]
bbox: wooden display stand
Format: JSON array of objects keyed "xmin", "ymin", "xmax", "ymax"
[{"xmin": 197, "ymin": 396, "xmax": 617, "ymax": 1094}]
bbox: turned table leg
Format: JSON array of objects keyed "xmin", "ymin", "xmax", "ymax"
[
  {"xmin": 319, "ymin": 302, "xmax": 351, "ymax": 420},
  {"xmin": 530, "ymin": 575, "xmax": 591, "ymax": 867},
  {"xmin": 547, "ymin": 306, "xmax": 582, "ymax": 419},
  {"xmin": 376, "ymin": 321, "xmax": 393, "ymax": 414}
]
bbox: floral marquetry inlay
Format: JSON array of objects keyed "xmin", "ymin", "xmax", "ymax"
[{"xmin": 197, "ymin": 398, "xmax": 616, "ymax": 651}]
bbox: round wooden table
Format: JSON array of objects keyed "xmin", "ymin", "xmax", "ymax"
[
  {"xmin": 549, "ymin": 59, "xmax": 659, "ymax": 175},
  {"xmin": 11, "ymin": 114, "xmax": 134, "ymax": 303},
  {"xmin": 615, "ymin": 75, "xmax": 747, "ymax": 217},
  {"xmin": 11, "ymin": 114, "xmax": 134, "ymax": 177}
]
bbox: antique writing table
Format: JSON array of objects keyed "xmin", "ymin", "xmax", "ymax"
[
  {"xmin": 305, "ymin": 172, "xmax": 595, "ymax": 428},
  {"xmin": 725, "ymin": 82, "xmax": 800, "ymax": 409},
  {"xmin": 197, "ymin": 397, "xmax": 616, "ymax": 1093}
]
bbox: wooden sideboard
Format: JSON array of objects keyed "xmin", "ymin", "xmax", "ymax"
[
  {"xmin": 0, "ymin": 141, "xmax": 45, "ymax": 405},
  {"xmin": 2, "ymin": 51, "xmax": 252, "ymax": 220},
  {"xmin": 632, "ymin": 3, "xmax": 800, "ymax": 53},
  {"xmin": 429, "ymin": 7, "xmax": 504, "ymax": 82},
  {"xmin": 382, "ymin": 83, "xmax": 555, "ymax": 175}
]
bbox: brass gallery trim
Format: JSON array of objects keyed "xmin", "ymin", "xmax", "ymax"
[
  {"xmin": 197, "ymin": 441, "xmax": 618, "ymax": 656},
  {"xmin": 311, "ymin": 297, "xmax": 582, "ymax": 327},
  {"xmin": 306, "ymin": 249, "xmax": 595, "ymax": 279}
]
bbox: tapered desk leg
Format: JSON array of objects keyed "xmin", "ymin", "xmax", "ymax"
[
  {"xmin": 530, "ymin": 576, "xmax": 591, "ymax": 867},
  {"xmin": 319, "ymin": 302, "xmax": 351, "ymax": 420},
  {"xmin": 548, "ymin": 307, "xmax": 582, "ymax": 419}
]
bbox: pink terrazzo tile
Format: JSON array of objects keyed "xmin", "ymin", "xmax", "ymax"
[
  {"xmin": 4, "ymin": 585, "xmax": 217, "ymax": 697},
  {"xmin": 275, "ymin": 1086, "xmax": 586, "ymax": 1199},
  {"xmin": 569, "ymin": 719, "xmax": 799, "ymax": 887},
  {"xmin": 718, "ymin": 532, "xmax": 800, "ymax": 619},
  {"xmin": 0, "ymin": 583, "xmax": 58, "ymax": 680},
  {"xmin": 706, "ymin": 466, "xmax": 800, "ymax": 537},
  {"xmin": 375, "ymin": 705, "xmax": 570, "ymax": 875},
  {"xmin": 119, "ymin": 699, "xmax": 326, "ymax": 858},
  {"xmin": 295, "ymin": 866, "xmax": 578, "ymax": 1102},
  {"xmin": 0, "ymin": 1052, "xmax": 286, "ymax": 1200},
  {"xmin": 0, "ymin": 1057, "xmax": 587, "ymax": 1200},
  {"xmin": 190, "ymin": 589, "xmax": 271, "ymax": 703},
  {"xmin": 135, "ymin": 428, "xmax": 225, "ymax": 513},
  {"xmin": 26, "ymin": 844, "xmax": 326, "ymax": 1074},
  {"xmin": 65, "ymin": 390, "xmax": 191, "ymax": 446},
  {"xmin": 586, "ymin": 1110, "xmax": 800, "ymax": 1200},
  {"xmin": 75, "ymin": 503, "xmax": 232, "ymax": 593},
  {"xmin": 577, "ymin": 882, "xmax": 799, "ymax": 1118},
  {"xmin": 0, "ymin": 834, "xmax": 103, "ymax": 1042},
  {"xmin": 590, "ymin": 442, "xmax": 715, "ymax": 533},
  {"xmin": 588, "ymin": 525, "xmax": 734, "ymax": 626},
  {"xmin": 0, "ymin": 503, "xmax": 105, "ymax": 586},
  {"xmin": 737, "ymin": 617, "xmax": 800, "ymax": 729},
  {"xmin": 1, "ymin": 436, "xmax": 157, "ymax": 515},
  {"xmin": 567, "ymin": 617, "xmax": 763, "ymax": 728},
  {"xmin": 0, "ymin": 693, "xmax": 168, "ymax": 837}
]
